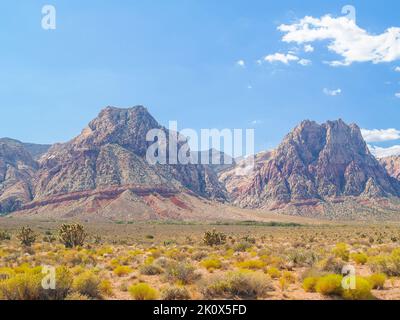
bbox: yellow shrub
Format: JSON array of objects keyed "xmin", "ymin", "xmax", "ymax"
[
  {"xmin": 351, "ymin": 252, "xmax": 368, "ymax": 265},
  {"xmin": 236, "ymin": 259, "xmax": 266, "ymax": 270},
  {"xmin": 129, "ymin": 283, "xmax": 159, "ymax": 300},
  {"xmin": 113, "ymin": 265, "xmax": 133, "ymax": 277},
  {"xmin": 316, "ymin": 274, "xmax": 343, "ymax": 296},
  {"xmin": 302, "ymin": 277, "xmax": 318, "ymax": 293},
  {"xmin": 342, "ymin": 277, "xmax": 373, "ymax": 300},
  {"xmin": 201, "ymin": 259, "xmax": 222, "ymax": 271},
  {"xmin": 0, "ymin": 273, "xmax": 42, "ymax": 300},
  {"xmin": 99, "ymin": 279, "xmax": 114, "ymax": 297},
  {"xmin": 72, "ymin": 271, "xmax": 101, "ymax": 299},
  {"xmin": 282, "ymin": 271, "xmax": 296, "ymax": 284},
  {"xmin": 266, "ymin": 267, "xmax": 281, "ymax": 279},
  {"xmin": 367, "ymin": 273, "xmax": 386, "ymax": 290},
  {"xmin": 332, "ymin": 243, "xmax": 349, "ymax": 261}
]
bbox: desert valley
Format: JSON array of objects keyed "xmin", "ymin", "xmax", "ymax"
[{"xmin": 1, "ymin": 106, "xmax": 400, "ymax": 300}]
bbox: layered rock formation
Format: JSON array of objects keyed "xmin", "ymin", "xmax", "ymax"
[
  {"xmin": 0, "ymin": 139, "xmax": 38, "ymax": 212},
  {"xmin": 220, "ymin": 120, "xmax": 400, "ymax": 218},
  {"xmin": 5, "ymin": 106, "xmax": 227, "ymax": 219}
]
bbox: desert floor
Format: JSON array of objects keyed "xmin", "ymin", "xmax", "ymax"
[{"xmin": 0, "ymin": 217, "xmax": 400, "ymax": 300}]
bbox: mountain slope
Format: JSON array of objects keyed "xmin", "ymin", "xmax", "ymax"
[
  {"xmin": 0, "ymin": 139, "xmax": 38, "ymax": 213},
  {"xmin": 380, "ymin": 156, "xmax": 400, "ymax": 181},
  {"xmin": 221, "ymin": 120, "xmax": 400, "ymax": 219},
  {"xmin": 13, "ymin": 106, "xmax": 227, "ymax": 219}
]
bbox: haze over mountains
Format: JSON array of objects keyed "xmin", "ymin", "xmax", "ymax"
[{"xmin": 1, "ymin": 106, "xmax": 400, "ymax": 221}]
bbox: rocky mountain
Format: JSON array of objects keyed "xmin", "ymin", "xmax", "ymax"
[
  {"xmin": 380, "ymin": 156, "xmax": 400, "ymax": 181},
  {"xmin": 220, "ymin": 120, "xmax": 400, "ymax": 219},
  {"xmin": 0, "ymin": 138, "xmax": 50, "ymax": 160},
  {"xmin": 9, "ymin": 106, "xmax": 227, "ymax": 219},
  {"xmin": 0, "ymin": 139, "xmax": 38, "ymax": 213}
]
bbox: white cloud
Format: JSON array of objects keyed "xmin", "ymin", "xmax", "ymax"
[
  {"xmin": 236, "ymin": 60, "xmax": 246, "ymax": 67},
  {"xmin": 251, "ymin": 120, "xmax": 263, "ymax": 125},
  {"xmin": 396, "ymin": 92, "xmax": 400, "ymax": 98},
  {"xmin": 361, "ymin": 128, "xmax": 400, "ymax": 143},
  {"xmin": 264, "ymin": 52, "xmax": 299, "ymax": 64},
  {"xmin": 298, "ymin": 58, "xmax": 312, "ymax": 66},
  {"xmin": 323, "ymin": 88, "xmax": 341, "ymax": 96},
  {"xmin": 304, "ymin": 44, "xmax": 314, "ymax": 53},
  {"xmin": 369, "ymin": 145, "xmax": 400, "ymax": 158},
  {"xmin": 247, "ymin": 84, "xmax": 253, "ymax": 89},
  {"xmin": 395, "ymin": 66, "xmax": 400, "ymax": 72},
  {"xmin": 278, "ymin": 15, "xmax": 400, "ymax": 66}
]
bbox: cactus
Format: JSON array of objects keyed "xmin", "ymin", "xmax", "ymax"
[
  {"xmin": 58, "ymin": 223, "xmax": 87, "ymax": 248},
  {"xmin": 17, "ymin": 227, "xmax": 36, "ymax": 247}
]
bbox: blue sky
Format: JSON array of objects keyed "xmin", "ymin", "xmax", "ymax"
[{"xmin": 0, "ymin": 0, "xmax": 400, "ymax": 156}]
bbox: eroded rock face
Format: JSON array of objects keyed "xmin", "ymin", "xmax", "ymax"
[
  {"xmin": 0, "ymin": 140, "xmax": 38, "ymax": 213},
  {"xmin": 380, "ymin": 156, "xmax": 400, "ymax": 181},
  {"xmin": 227, "ymin": 119, "xmax": 400, "ymax": 210},
  {"xmin": 33, "ymin": 106, "xmax": 227, "ymax": 205}
]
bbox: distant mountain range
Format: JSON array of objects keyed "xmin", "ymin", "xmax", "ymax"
[{"xmin": 1, "ymin": 106, "xmax": 400, "ymax": 221}]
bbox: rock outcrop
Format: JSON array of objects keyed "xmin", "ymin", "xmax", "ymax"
[{"xmin": 222, "ymin": 120, "xmax": 400, "ymax": 217}]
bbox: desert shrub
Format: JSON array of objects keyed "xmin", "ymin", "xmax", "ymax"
[
  {"xmin": 192, "ymin": 251, "xmax": 208, "ymax": 261},
  {"xmin": 203, "ymin": 271, "xmax": 272, "ymax": 299},
  {"xmin": 203, "ymin": 230, "xmax": 226, "ymax": 246},
  {"xmin": 72, "ymin": 271, "xmax": 101, "ymax": 299},
  {"xmin": 0, "ymin": 267, "xmax": 15, "ymax": 281},
  {"xmin": 201, "ymin": 258, "xmax": 222, "ymax": 271},
  {"xmin": 368, "ymin": 248, "xmax": 400, "ymax": 276},
  {"xmin": 285, "ymin": 249, "xmax": 319, "ymax": 267},
  {"xmin": 0, "ymin": 230, "xmax": 11, "ymax": 241},
  {"xmin": 113, "ymin": 265, "xmax": 133, "ymax": 277},
  {"xmin": 161, "ymin": 286, "xmax": 191, "ymax": 300},
  {"xmin": 0, "ymin": 273, "xmax": 42, "ymax": 300},
  {"xmin": 367, "ymin": 273, "xmax": 386, "ymax": 290},
  {"xmin": 165, "ymin": 262, "xmax": 199, "ymax": 284},
  {"xmin": 42, "ymin": 266, "xmax": 73, "ymax": 300},
  {"xmin": 236, "ymin": 259, "xmax": 266, "ymax": 270},
  {"xmin": 233, "ymin": 240, "xmax": 253, "ymax": 252},
  {"xmin": 17, "ymin": 227, "xmax": 36, "ymax": 247},
  {"xmin": 99, "ymin": 279, "xmax": 114, "ymax": 297},
  {"xmin": 64, "ymin": 292, "xmax": 90, "ymax": 300},
  {"xmin": 342, "ymin": 277, "xmax": 373, "ymax": 300},
  {"xmin": 303, "ymin": 277, "xmax": 319, "ymax": 293},
  {"xmin": 59, "ymin": 224, "xmax": 87, "ymax": 248},
  {"xmin": 129, "ymin": 283, "xmax": 158, "ymax": 300},
  {"xmin": 351, "ymin": 252, "xmax": 368, "ymax": 265},
  {"xmin": 315, "ymin": 274, "xmax": 343, "ymax": 296},
  {"xmin": 43, "ymin": 234, "xmax": 57, "ymax": 243},
  {"xmin": 139, "ymin": 264, "xmax": 163, "ymax": 275},
  {"xmin": 266, "ymin": 267, "xmax": 281, "ymax": 279},
  {"xmin": 332, "ymin": 243, "xmax": 350, "ymax": 261},
  {"xmin": 319, "ymin": 256, "xmax": 346, "ymax": 274}
]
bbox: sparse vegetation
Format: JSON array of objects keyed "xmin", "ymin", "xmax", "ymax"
[
  {"xmin": 59, "ymin": 224, "xmax": 87, "ymax": 248},
  {"xmin": 0, "ymin": 220, "xmax": 399, "ymax": 300}
]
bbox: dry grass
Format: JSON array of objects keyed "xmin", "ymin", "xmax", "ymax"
[{"xmin": 0, "ymin": 217, "xmax": 400, "ymax": 300}]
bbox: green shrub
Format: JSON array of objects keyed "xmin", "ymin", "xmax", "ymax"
[
  {"xmin": 203, "ymin": 230, "xmax": 226, "ymax": 246},
  {"xmin": 342, "ymin": 277, "xmax": 373, "ymax": 300},
  {"xmin": 315, "ymin": 274, "xmax": 343, "ymax": 296},
  {"xmin": 129, "ymin": 283, "xmax": 158, "ymax": 300},
  {"xmin": 59, "ymin": 224, "xmax": 87, "ymax": 248},
  {"xmin": 17, "ymin": 227, "xmax": 36, "ymax": 247}
]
